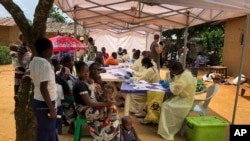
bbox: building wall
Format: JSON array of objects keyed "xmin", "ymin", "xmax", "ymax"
[
  {"xmin": 9, "ymin": 26, "xmax": 21, "ymax": 44},
  {"xmin": 0, "ymin": 25, "xmax": 20, "ymax": 45},
  {"xmin": 223, "ymin": 16, "xmax": 250, "ymax": 77},
  {"xmin": 0, "ymin": 26, "xmax": 10, "ymax": 45}
]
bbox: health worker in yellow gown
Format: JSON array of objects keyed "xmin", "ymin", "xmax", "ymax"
[{"xmin": 158, "ymin": 61, "xmax": 196, "ymax": 140}]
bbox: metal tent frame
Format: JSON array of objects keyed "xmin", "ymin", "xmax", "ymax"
[{"xmin": 55, "ymin": 0, "xmax": 250, "ymax": 124}]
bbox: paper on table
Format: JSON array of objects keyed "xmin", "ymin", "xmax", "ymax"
[
  {"xmin": 135, "ymin": 83, "xmax": 152, "ymax": 87},
  {"xmin": 125, "ymin": 68, "xmax": 134, "ymax": 73},
  {"xmin": 138, "ymin": 80, "xmax": 148, "ymax": 84},
  {"xmin": 154, "ymin": 86, "xmax": 166, "ymax": 90},
  {"xmin": 151, "ymin": 83, "xmax": 161, "ymax": 86},
  {"xmin": 133, "ymin": 86, "xmax": 150, "ymax": 90}
]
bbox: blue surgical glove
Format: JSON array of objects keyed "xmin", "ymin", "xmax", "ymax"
[
  {"xmin": 162, "ymin": 83, "xmax": 169, "ymax": 88},
  {"xmin": 124, "ymin": 74, "xmax": 130, "ymax": 79},
  {"xmin": 159, "ymin": 80, "xmax": 165, "ymax": 84},
  {"xmin": 131, "ymin": 71, "xmax": 135, "ymax": 76},
  {"xmin": 127, "ymin": 72, "xmax": 133, "ymax": 77}
]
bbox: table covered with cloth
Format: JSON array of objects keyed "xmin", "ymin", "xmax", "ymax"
[{"xmin": 120, "ymin": 80, "xmax": 168, "ymax": 116}]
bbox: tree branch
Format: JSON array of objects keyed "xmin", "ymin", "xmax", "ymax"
[{"xmin": 31, "ymin": 0, "xmax": 54, "ymax": 38}]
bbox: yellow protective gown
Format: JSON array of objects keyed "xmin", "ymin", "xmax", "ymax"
[
  {"xmin": 130, "ymin": 56, "xmax": 143, "ymax": 72},
  {"xmin": 134, "ymin": 67, "xmax": 160, "ymax": 83},
  {"xmin": 158, "ymin": 70, "xmax": 196, "ymax": 140},
  {"xmin": 130, "ymin": 67, "xmax": 160, "ymax": 114}
]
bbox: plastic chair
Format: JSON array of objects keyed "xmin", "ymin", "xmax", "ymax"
[
  {"xmin": 74, "ymin": 116, "xmax": 91, "ymax": 141},
  {"xmin": 190, "ymin": 83, "xmax": 220, "ymax": 116}
]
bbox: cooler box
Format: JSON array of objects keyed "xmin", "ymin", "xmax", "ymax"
[{"xmin": 186, "ymin": 116, "xmax": 228, "ymax": 141}]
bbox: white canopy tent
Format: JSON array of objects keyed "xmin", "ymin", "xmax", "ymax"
[
  {"xmin": 55, "ymin": 0, "xmax": 250, "ymax": 124},
  {"xmin": 89, "ymin": 29, "xmax": 149, "ymax": 54},
  {"xmin": 54, "ymin": 0, "xmax": 250, "ymax": 31},
  {"xmin": 54, "ymin": 0, "xmax": 250, "ymax": 63}
]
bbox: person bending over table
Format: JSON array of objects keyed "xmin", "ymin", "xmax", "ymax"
[
  {"xmin": 130, "ymin": 50, "xmax": 147, "ymax": 72},
  {"xmin": 73, "ymin": 61, "xmax": 120, "ymax": 141},
  {"xmin": 130, "ymin": 57, "xmax": 160, "ymax": 117},
  {"xmin": 158, "ymin": 61, "xmax": 196, "ymax": 141}
]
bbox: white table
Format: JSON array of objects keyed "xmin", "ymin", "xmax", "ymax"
[
  {"xmin": 100, "ymin": 64, "xmax": 133, "ymax": 98},
  {"xmin": 100, "ymin": 72, "xmax": 125, "ymax": 82}
]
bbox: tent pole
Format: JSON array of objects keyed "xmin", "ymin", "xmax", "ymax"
[
  {"xmin": 73, "ymin": 6, "xmax": 77, "ymax": 61},
  {"xmin": 160, "ymin": 25, "xmax": 163, "ymax": 38},
  {"xmin": 183, "ymin": 11, "xmax": 190, "ymax": 69},
  {"xmin": 232, "ymin": 14, "xmax": 250, "ymax": 124}
]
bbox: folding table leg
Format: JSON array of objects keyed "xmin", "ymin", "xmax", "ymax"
[{"xmin": 124, "ymin": 94, "xmax": 131, "ymax": 116}]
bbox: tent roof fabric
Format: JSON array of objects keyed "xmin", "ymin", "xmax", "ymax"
[
  {"xmin": 54, "ymin": 0, "xmax": 250, "ymax": 33},
  {"xmin": 0, "ymin": 17, "xmax": 16, "ymax": 26}
]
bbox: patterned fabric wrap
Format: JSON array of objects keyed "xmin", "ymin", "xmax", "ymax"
[
  {"xmin": 75, "ymin": 104, "xmax": 120, "ymax": 141},
  {"xmin": 61, "ymin": 96, "xmax": 76, "ymax": 122}
]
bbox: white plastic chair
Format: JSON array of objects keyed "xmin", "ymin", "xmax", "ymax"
[{"xmin": 190, "ymin": 83, "xmax": 220, "ymax": 116}]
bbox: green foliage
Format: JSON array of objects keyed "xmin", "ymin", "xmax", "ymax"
[
  {"xmin": 49, "ymin": 5, "xmax": 67, "ymax": 23},
  {"xmin": 0, "ymin": 46, "xmax": 11, "ymax": 65},
  {"xmin": 199, "ymin": 27, "xmax": 224, "ymax": 65},
  {"xmin": 162, "ymin": 22, "xmax": 225, "ymax": 65},
  {"xmin": 196, "ymin": 78, "xmax": 206, "ymax": 92}
]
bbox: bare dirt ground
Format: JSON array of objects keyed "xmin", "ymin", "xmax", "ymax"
[{"xmin": 1, "ymin": 64, "xmax": 250, "ymax": 141}]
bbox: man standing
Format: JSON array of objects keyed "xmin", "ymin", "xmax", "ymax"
[
  {"xmin": 87, "ymin": 37, "xmax": 95, "ymax": 61},
  {"xmin": 150, "ymin": 34, "xmax": 163, "ymax": 70},
  {"xmin": 14, "ymin": 33, "xmax": 31, "ymax": 95}
]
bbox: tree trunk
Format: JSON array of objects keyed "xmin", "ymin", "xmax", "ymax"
[
  {"xmin": 0, "ymin": 1, "xmax": 54, "ymax": 140},
  {"xmin": 14, "ymin": 76, "xmax": 36, "ymax": 141}
]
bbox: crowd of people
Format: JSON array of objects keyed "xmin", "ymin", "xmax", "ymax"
[{"xmin": 11, "ymin": 34, "xmax": 197, "ymax": 141}]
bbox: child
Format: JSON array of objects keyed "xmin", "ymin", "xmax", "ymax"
[
  {"xmin": 29, "ymin": 37, "xmax": 58, "ymax": 141},
  {"xmin": 55, "ymin": 82, "xmax": 64, "ymax": 134},
  {"xmin": 86, "ymin": 78, "xmax": 98, "ymax": 102},
  {"xmin": 52, "ymin": 59, "xmax": 64, "ymax": 135},
  {"xmin": 98, "ymin": 85, "xmax": 116, "ymax": 124},
  {"xmin": 9, "ymin": 44, "xmax": 19, "ymax": 68},
  {"xmin": 120, "ymin": 116, "xmax": 141, "ymax": 141}
]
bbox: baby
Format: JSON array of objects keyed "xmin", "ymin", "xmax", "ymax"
[
  {"xmin": 98, "ymin": 85, "xmax": 116, "ymax": 124},
  {"xmin": 9, "ymin": 44, "xmax": 19, "ymax": 68},
  {"xmin": 120, "ymin": 116, "xmax": 141, "ymax": 141}
]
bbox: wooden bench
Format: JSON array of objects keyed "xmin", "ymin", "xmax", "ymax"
[{"xmin": 209, "ymin": 66, "xmax": 228, "ymax": 78}]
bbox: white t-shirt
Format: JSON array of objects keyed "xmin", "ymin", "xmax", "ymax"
[{"xmin": 29, "ymin": 57, "xmax": 57, "ymax": 101}]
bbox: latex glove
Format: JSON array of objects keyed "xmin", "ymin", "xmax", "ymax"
[
  {"xmin": 161, "ymin": 82, "xmax": 169, "ymax": 88},
  {"xmin": 159, "ymin": 80, "xmax": 165, "ymax": 84},
  {"xmin": 124, "ymin": 74, "xmax": 131, "ymax": 79}
]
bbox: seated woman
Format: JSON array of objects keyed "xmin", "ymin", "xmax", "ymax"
[
  {"xmin": 130, "ymin": 57, "xmax": 160, "ymax": 117},
  {"xmin": 89, "ymin": 62, "xmax": 106, "ymax": 75},
  {"xmin": 118, "ymin": 49, "xmax": 130, "ymax": 62},
  {"xmin": 73, "ymin": 61, "xmax": 120, "ymax": 141},
  {"xmin": 104, "ymin": 52, "xmax": 119, "ymax": 66},
  {"xmin": 158, "ymin": 61, "xmax": 196, "ymax": 140},
  {"xmin": 130, "ymin": 50, "xmax": 141, "ymax": 71},
  {"xmin": 133, "ymin": 57, "xmax": 160, "ymax": 83},
  {"xmin": 56, "ymin": 66, "xmax": 76, "ymax": 134}
]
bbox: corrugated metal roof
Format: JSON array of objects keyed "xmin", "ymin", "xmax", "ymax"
[
  {"xmin": 0, "ymin": 17, "xmax": 16, "ymax": 26},
  {"xmin": 46, "ymin": 22, "xmax": 86, "ymax": 35}
]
